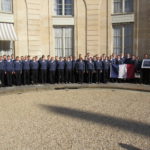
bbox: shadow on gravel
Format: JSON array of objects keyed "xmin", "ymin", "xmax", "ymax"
[
  {"xmin": 119, "ymin": 143, "xmax": 142, "ymax": 150},
  {"xmin": 39, "ymin": 105, "xmax": 150, "ymax": 137}
]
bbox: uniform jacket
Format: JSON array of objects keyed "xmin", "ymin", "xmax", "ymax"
[
  {"xmin": 22, "ymin": 60, "xmax": 30, "ymax": 70},
  {"xmin": 57, "ymin": 61, "xmax": 65, "ymax": 70},
  {"xmin": 0, "ymin": 60, "xmax": 5, "ymax": 70},
  {"xmin": 65, "ymin": 61, "xmax": 72, "ymax": 70},
  {"xmin": 76, "ymin": 61, "xmax": 85, "ymax": 71},
  {"xmin": 48, "ymin": 60, "xmax": 57, "ymax": 71},
  {"xmin": 14, "ymin": 61, "xmax": 22, "ymax": 71},
  {"xmin": 30, "ymin": 61, "xmax": 39, "ymax": 70},
  {"xmin": 87, "ymin": 61, "xmax": 95, "ymax": 70},
  {"xmin": 5, "ymin": 60, "xmax": 14, "ymax": 72},
  {"xmin": 103, "ymin": 60, "xmax": 110, "ymax": 70},
  {"xmin": 95, "ymin": 60, "xmax": 103, "ymax": 70},
  {"xmin": 39, "ymin": 60, "xmax": 47, "ymax": 70}
]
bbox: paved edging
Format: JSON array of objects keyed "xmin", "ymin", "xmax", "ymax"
[{"xmin": 0, "ymin": 83, "xmax": 150, "ymax": 95}]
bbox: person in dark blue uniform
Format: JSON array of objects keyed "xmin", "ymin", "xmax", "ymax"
[
  {"xmin": 3, "ymin": 55, "xmax": 7, "ymax": 85},
  {"xmin": 110, "ymin": 55, "xmax": 117, "ymax": 65},
  {"xmin": 95, "ymin": 57, "xmax": 103, "ymax": 83},
  {"xmin": 0, "ymin": 56, "xmax": 5, "ymax": 87},
  {"xmin": 48, "ymin": 57, "xmax": 57, "ymax": 84},
  {"xmin": 72, "ymin": 56, "xmax": 77, "ymax": 83},
  {"xmin": 131, "ymin": 55, "xmax": 136, "ymax": 65},
  {"xmin": 22, "ymin": 56, "xmax": 30, "ymax": 85},
  {"xmin": 76, "ymin": 57, "xmax": 85, "ymax": 84},
  {"xmin": 11, "ymin": 54, "xmax": 15, "ymax": 85},
  {"xmin": 125, "ymin": 53, "xmax": 132, "ymax": 64},
  {"xmin": 102, "ymin": 57, "xmax": 110, "ymax": 83},
  {"xmin": 4, "ymin": 56, "xmax": 14, "ymax": 86},
  {"xmin": 87, "ymin": 57, "xmax": 95, "ymax": 83},
  {"xmin": 121, "ymin": 53, "xmax": 126, "ymax": 64},
  {"xmin": 39, "ymin": 55, "xmax": 47, "ymax": 84},
  {"xmin": 47, "ymin": 55, "xmax": 51, "ymax": 83},
  {"xmin": 14, "ymin": 56, "xmax": 22, "ymax": 85},
  {"xmin": 117, "ymin": 55, "xmax": 124, "ymax": 65},
  {"xmin": 135, "ymin": 56, "xmax": 142, "ymax": 84},
  {"xmin": 57, "ymin": 57, "xmax": 65, "ymax": 83},
  {"xmin": 84, "ymin": 56, "xmax": 88, "ymax": 83},
  {"xmin": 54, "ymin": 56, "xmax": 59, "ymax": 83},
  {"xmin": 65, "ymin": 57, "xmax": 72, "ymax": 83},
  {"xmin": 30, "ymin": 57, "xmax": 39, "ymax": 84}
]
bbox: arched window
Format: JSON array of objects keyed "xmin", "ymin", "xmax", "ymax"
[{"xmin": 54, "ymin": 0, "xmax": 73, "ymax": 16}]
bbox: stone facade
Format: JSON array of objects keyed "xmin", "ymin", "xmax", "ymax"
[{"xmin": 0, "ymin": 0, "xmax": 150, "ymax": 57}]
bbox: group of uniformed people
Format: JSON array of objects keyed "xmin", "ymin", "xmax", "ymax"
[{"xmin": 0, "ymin": 53, "xmax": 150, "ymax": 87}]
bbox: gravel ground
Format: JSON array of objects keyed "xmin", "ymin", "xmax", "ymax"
[{"xmin": 0, "ymin": 88, "xmax": 150, "ymax": 150}]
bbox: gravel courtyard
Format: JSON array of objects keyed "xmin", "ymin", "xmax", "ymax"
[{"xmin": 0, "ymin": 87, "xmax": 150, "ymax": 150}]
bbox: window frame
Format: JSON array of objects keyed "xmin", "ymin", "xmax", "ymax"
[
  {"xmin": 113, "ymin": 25, "xmax": 123, "ymax": 55},
  {"xmin": 113, "ymin": 23, "xmax": 134, "ymax": 55},
  {"xmin": 0, "ymin": 0, "xmax": 13, "ymax": 14},
  {"xmin": 0, "ymin": 40, "xmax": 14, "ymax": 56},
  {"xmin": 54, "ymin": 26, "xmax": 74, "ymax": 57},
  {"xmin": 113, "ymin": 0, "xmax": 134, "ymax": 14},
  {"xmin": 54, "ymin": 0, "xmax": 74, "ymax": 16}
]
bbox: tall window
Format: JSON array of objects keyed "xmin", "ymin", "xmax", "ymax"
[
  {"xmin": 114, "ymin": 0, "xmax": 122, "ymax": 13},
  {"xmin": 113, "ymin": 26, "xmax": 122, "ymax": 55},
  {"xmin": 113, "ymin": 0, "xmax": 133, "ymax": 14},
  {"xmin": 54, "ymin": 0, "xmax": 73, "ymax": 16},
  {"xmin": 113, "ymin": 24, "xmax": 133, "ymax": 55},
  {"xmin": 0, "ymin": 41, "xmax": 14, "ymax": 56},
  {"xmin": 0, "ymin": 0, "xmax": 12, "ymax": 13},
  {"xmin": 124, "ymin": 24, "xmax": 133, "ymax": 54},
  {"xmin": 54, "ymin": 27, "xmax": 73, "ymax": 57},
  {"xmin": 125, "ymin": 0, "xmax": 133, "ymax": 13}
]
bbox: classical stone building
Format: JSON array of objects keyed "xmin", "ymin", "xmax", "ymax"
[{"xmin": 0, "ymin": 0, "xmax": 150, "ymax": 57}]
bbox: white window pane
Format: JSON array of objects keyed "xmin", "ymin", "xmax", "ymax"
[
  {"xmin": 54, "ymin": 27, "xmax": 73, "ymax": 57},
  {"xmin": 1, "ymin": 0, "xmax": 12, "ymax": 13},
  {"xmin": 55, "ymin": 28, "xmax": 63, "ymax": 57},
  {"xmin": 64, "ymin": 28, "xmax": 73, "ymax": 57},
  {"xmin": 54, "ymin": 0, "xmax": 73, "ymax": 16},
  {"xmin": 113, "ymin": 26, "xmax": 122, "ymax": 55},
  {"xmin": 54, "ymin": 0, "xmax": 62, "ymax": 15}
]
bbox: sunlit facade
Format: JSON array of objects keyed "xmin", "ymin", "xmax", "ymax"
[{"xmin": 0, "ymin": 0, "xmax": 150, "ymax": 57}]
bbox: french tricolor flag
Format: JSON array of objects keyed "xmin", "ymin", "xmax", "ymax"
[{"xmin": 110, "ymin": 64, "xmax": 135, "ymax": 79}]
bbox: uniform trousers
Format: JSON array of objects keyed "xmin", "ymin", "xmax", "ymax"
[
  {"xmin": 58, "ymin": 69, "xmax": 64, "ymax": 83},
  {"xmin": 72, "ymin": 70, "xmax": 76, "ymax": 83},
  {"xmin": 103, "ymin": 70, "xmax": 109, "ymax": 83},
  {"xmin": 96, "ymin": 70, "xmax": 102, "ymax": 83},
  {"xmin": 49, "ymin": 70, "xmax": 56, "ymax": 84},
  {"xmin": 40, "ymin": 69, "xmax": 47, "ymax": 84},
  {"xmin": 6, "ymin": 71, "xmax": 13, "ymax": 86},
  {"xmin": 78, "ymin": 70, "xmax": 84, "ymax": 84},
  {"xmin": 23, "ymin": 70, "xmax": 30, "ymax": 85},
  {"xmin": 14, "ymin": 71, "xmax": 22, "ymax": 85},
  {"xmin": 65, "ymin": 69, "xmax": 72, "ymax": 83},
  {"xmin": 0, "ymin": 70, "xmax": 5, "ymax": 86},
  {"xmin": 31, "ymin": 69, "xmax": 38, "ymax": 84},
  {"xmin": 88, "ymin": 70, "xmax": 93, "ymax": 83}
]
